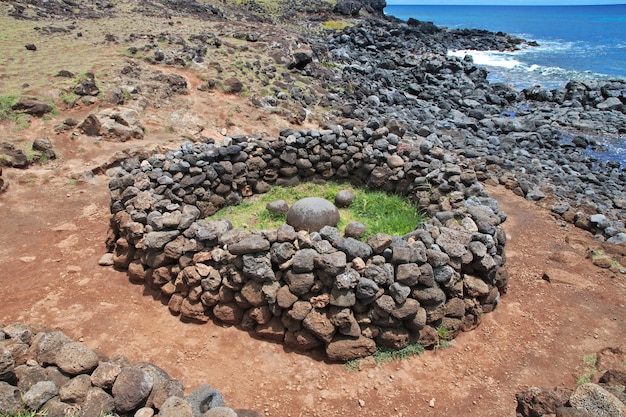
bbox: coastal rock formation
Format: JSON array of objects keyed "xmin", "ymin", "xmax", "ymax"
[{"xmin": 305, "ymin": 18, "xmax": 626, "ymax": 242}]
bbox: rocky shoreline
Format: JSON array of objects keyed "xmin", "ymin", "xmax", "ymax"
[{"xmin": 305, "ymin": 17, "xmax": 626, "ymax": 243}]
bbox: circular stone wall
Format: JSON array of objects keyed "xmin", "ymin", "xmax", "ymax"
[{"xmin": 106, "ymin": 123, "xmax": 508, "ymax": 362}]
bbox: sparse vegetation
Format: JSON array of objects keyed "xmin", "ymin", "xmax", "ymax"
[
  {"xmin": 59, "ymin": 90, "xmax": 79, "ymax": 107},
  {"xmin": 211, "ymin": 182, "xmax": 425, "ymax": 238},
  {"xmin": 321, "ymin": 20, "xmax": 353, "ymax": 31},
  {"xmin": 435, "ymin": 325, "xmax": 452, "ymax": 350},
  {"xmin": 344, "ymin": 342, "xmax": 425, "ymax": 370},
  {"xmin": 576, "ymin": 353, "xmax": 598, "ymax": 385},
  {"xmin": 321, "ymin": 60, "xmax": 341, "ymax": 70},
  {"xmin": 587, "ymin": 247, "xmax": 625, "ymax": 270},
  {"xmin": 0, "ymin": 95, "xmax": 18, "ymax": 121}
]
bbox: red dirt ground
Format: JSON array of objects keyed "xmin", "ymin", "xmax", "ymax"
[{"xmin": 1, "ymin": 75, "xmax": 626, "ymax": 417}]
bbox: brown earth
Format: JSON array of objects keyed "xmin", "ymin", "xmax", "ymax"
[
  {"xmin": 2, "ymin": 107, "xmax": 626, "ymax": 417},
  {"xmin": 1, "ymin": 4, "xmax": 626, "ymax": 416}
]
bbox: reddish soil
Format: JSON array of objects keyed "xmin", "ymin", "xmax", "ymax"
[{"xmin": 1, "ymin": 72, "xmax": 626, "ymax": 417}]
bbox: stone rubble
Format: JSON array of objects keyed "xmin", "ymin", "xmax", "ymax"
[{"xmin": 0, "ymin": 323, "xmax": 255, "ymax": 417}]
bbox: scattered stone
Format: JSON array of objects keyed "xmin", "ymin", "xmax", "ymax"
[
  {"xmin": 266, "ymin": 200, "xmax": 289, "ymax": 214},
  {"xmin": 335, "ymin": 190, "xmax": 356, "ymax": 208},
  {"xmin": 11, "ymin": 99, "xmax": 52, "ymax": 117},
  {"xmin": 74, "ymin": 73, "xmax": 100, "ymax": 96},
  {"xmin": 222, "ymin": 77, "xmax": 243, "ymax": 94}
]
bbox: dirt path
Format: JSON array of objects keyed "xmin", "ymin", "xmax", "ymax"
[{"xmin": 1, "ymin": 156, "xmax": 625, "ymax": 416}]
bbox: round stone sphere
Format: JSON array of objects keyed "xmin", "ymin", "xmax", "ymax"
[
  {"xmin": 335, "ymin": 190, "xmax": 356, "ymax": 208},
  {"xmin": 286, "ymin": 197, "xmax": 340, "ymax": 232}
]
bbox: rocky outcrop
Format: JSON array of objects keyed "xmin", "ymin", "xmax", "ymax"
[
  {"xmin": 79, "ymin": 108, "xmax": 145, "ymax": 142},
  {"xmin": 516, "ymin": 383, "xmax": 626, "ymax": 417},
  {"xmin": 0, "ymin": 323, "xmax": 254, "ymax": 416},
  {"xmin": 360, "ymin": 0, "xmax": 386, "ymax": 16}
]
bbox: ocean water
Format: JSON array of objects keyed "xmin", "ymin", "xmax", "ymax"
[
  {"xmin": 385, "ymin": 4, "xmax": 626, "ymax": 167},
  {"xmin": 385, "ymin": 5, "xmax": 626, "ymax": 91}
]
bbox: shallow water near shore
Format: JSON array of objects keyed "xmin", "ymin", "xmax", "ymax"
[
  {"xmin": 386, "ymin": 4, "xmax": 626, "ymax": 90},
  {"xmin": 386, "ymin": 4, "xmax": 626, "ymax": 167}
]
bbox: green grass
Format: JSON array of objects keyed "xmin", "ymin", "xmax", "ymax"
[
  {"xmin": 59, "ymin": 90, "xmax": 79, "ymax": 107},
  {"xmin": 374, "ymin": 342, "xmax": 425, "ymax": 364},
  {"xmin": 576, "ymin": 353, "xmax": 598, "ymax": 385},
  {"xmin": 344, "ymin": 342, "xmax": 425, "ymax": 370},
  {"xmin": 436, "ymin": 325, "xmax": 450, "ymax": 340},
  {"xmin": 211, "ymin": 182, "xmax": 425, "ymax": 238},
  {"xmin": 321, "ymin": 20, "xmax": 354, "ymax": 31},
  {"xmin": 0, "ymin": 95, "xmax": 18, "ymax": 121},
  {"xmin": 435, "ymin": 325, "xmax": 452, "ymax": 350}
]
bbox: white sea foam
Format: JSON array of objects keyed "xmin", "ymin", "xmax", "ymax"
[
  {"xmin": 447, "ymin": 46, "xmax": 624, "ymax": 90},
  {"xmin": 448, "ymin": 50, "xmax": 522, "ymax": 69}
]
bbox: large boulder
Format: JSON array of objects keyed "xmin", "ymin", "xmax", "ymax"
[
  {"xmin": 515, "ymin": 387, "xmax": 569, "ymax": 417},
  {"xmin": 286, "ymin": 197, "xmax": 340, "ymax": 232},
  {"xmin": 79, "ymin": 107, "xmax": 144, "ymax": 141},
  {"xmin": 569, "ymin": 383, "xmax": 626, "ymax": 416}
]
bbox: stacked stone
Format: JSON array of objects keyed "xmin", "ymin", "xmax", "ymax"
[
  {"xmin": 106, "ymin": 123, "xmax": 507, "ymax": 361},
  {"xmin": 314, "ymin": 19, "xmax": 626, "ymax": 241},
  {"xmin": 0, "ymin": 323, "xmax": 249, "ymax": 417}
]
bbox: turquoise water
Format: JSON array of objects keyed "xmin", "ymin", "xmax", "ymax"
[{"xmin": 385, "ymin": 5, "xmax": 626, "ymax": 90}]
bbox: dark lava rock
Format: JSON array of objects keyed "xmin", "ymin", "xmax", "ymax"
[
  {"xmin": 222, "ymin": 77, "xmax": 243, "ymax": 94},
  {"xmin": 32, "ymin": 138, "xmax": 56, "ymax": 159},
  {"xmin": 11, "ymin": 99, "xmax": 52, "ymax": 117},
  {"xmin": 335, "ymin": 190, "xmax": 356, "ymax": 207},
  {"xmin": 288, "ymin": 50, "xmax": 313, "ymax": 70},
  {"xmin": 335, "ymin": 0, "xmax": 362, "ymax": 16},
  {"xmin": 286, "ymin": 197, "xmax": 340, "ymax": 232},
  {"xmin": 266, "ymin": 200, "xmax": 289, "ymax": 214},
  {"xmin": 344, "ymin": 222, "xmax": 366, "ymax": 238},
  {"xmin": 74, "ymin": 73, "xmax": 100, "ymax": 96}
]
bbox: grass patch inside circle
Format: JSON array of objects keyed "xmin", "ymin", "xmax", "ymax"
[{"xmin": 212, "ymin": 182, "xmax": 426, "ymax": 238}]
